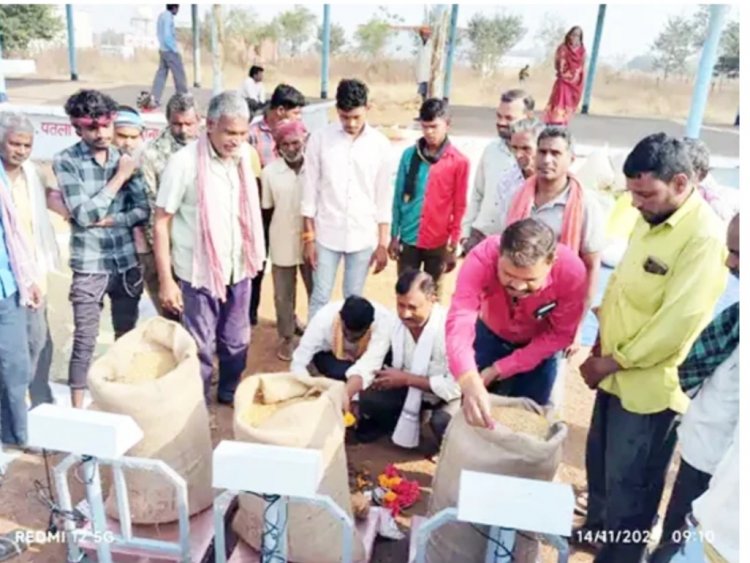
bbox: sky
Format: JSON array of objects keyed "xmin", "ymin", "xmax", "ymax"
[{"xmin": 74, "ymin": 3, "xmax": 740, "ymax": 64}]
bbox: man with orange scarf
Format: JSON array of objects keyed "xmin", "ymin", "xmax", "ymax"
[
  {"xmin": 501, "ymin": 126, "xmax": 604, "ymax": 357},
  {"xmin": 543, "ymin": 26, "xmax": 586, "ymax": 126},
  {"xmin": 154, "ymin": 92, "xmax": 265, "ymax": 405}
]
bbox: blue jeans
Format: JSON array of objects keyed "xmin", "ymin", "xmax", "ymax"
[
  {"xmin": 308, "ymin": 242, "xmax": 373, "ymax": 321},
  {"xmin": 0, "ymin": 293, "xmax": 31, "ymax": 446},
  {"xmin": 474, "ymin": 319, "xmax": 558, "ymax": 406}
]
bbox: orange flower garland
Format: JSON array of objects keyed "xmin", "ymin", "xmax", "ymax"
[{"xmin": 375, "ymin": 464, "xmax": 421, "ymax": 515}]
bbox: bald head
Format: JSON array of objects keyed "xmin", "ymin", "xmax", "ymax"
[{"xmin": 726, "ymin": 214, "xmax": 739, "ymax": 278}]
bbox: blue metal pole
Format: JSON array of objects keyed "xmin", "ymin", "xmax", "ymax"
[
  {"xmin": 321, "ymin": 5, "xmax": 331, "ymax": 99},
  {"xmin": 65, "ymin": 4, "xmax": 78, "ymax": 81},
  {"xmin": 685, "ymin": 4, "xmax": 730, "ymax": 138},
  {"xmin": 0, "ymin": 35, "xmax": 8, "ymax": 103},
  {"xmin": 581, "ymin": 4, "xmax": 606, "ymax": 114},
  {"xmin": 443, "ymin": 4, "xmax": 459, "ymax": 101},
  {"xmin": 192, "ymin": 4, "xmax": 201, "ymax": 87}
]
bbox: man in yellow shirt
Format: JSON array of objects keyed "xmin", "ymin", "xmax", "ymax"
[{"xmin": 574, "ymin": 133, "xmax": 727, "ymax": 563}]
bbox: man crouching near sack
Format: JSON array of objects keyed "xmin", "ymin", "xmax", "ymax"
[
  {"xmin": 360, "ymin": 269, "xmax": 461, "ymax": 446},
  {"xmin": 290, "ymin": 295, "xmax": 395, "ymax": 420}
]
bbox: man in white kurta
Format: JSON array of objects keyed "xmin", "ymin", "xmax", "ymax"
[{"xmin": 359, "ymin": 270, "xmax": 461, "ymax": 445}]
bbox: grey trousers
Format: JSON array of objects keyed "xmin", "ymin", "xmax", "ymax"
[
  {"xmin": 271, "ymin": 264, "xmax": 313, "ymax": 339},
  {"xmin": 584, "ymin": 390, "xmax": 678, "ymax": 563},
  {"xmin": 68, "ymin": 268, "xmax": 143, "ymax": 390},
  {"xmin": 27, "ymin": 300, "xmax": 54, "ymax": 407},
  {"xmin": 151, "ymin": 50, "xmax": 188, "ymax": 103},
  {"xmin": 398, "ymin": 243, "xmax": 448, "ymax": 297}
]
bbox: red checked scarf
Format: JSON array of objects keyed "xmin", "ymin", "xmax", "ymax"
[
  {"xmin": 193, "ymin": 134, "xmax": 264, "ymax": 302},
  {"xmin": 0, "ymin": 166, "xmax": 39, "ymax": 305}
]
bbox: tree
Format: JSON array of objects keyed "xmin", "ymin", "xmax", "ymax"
[
  {"xmin": 690, "ymin": 5, "xmax": 711, "ymax": 50},
  {"xmin": 355, "ymin": 17, "xmax": 391, "ymax": 59},
  {"xmin": 721, "ymin": 20, "xmax": 739, "ymax": 58},
  {"xmin": 0, "ymin": 5, "xmax": 63, "ymax": 54},
  {"xmin": 316, "ymin": 22, "xmax": 347, "ymax": 55},
  {"xmin": 651, "ymin": 16, "xmax": 694, "ymax": 79},
  {"xmin": 466, "ymin": 12, "xmax": 526, "ymax": 76},
  {"xmin": 223, "ymin": 8, "xmax": 278, "ymax": 62},
  {"xmin": 688, "ymin": 7, "xmax": 739, "ymax": 78},
  {"xmin": 690, "ymin": 6, "xmax": 739, "ymax": 57},
  {"xmin": 535, "ymin": 13, "xmax": 567, "ymax": 61},
  {"xmin": 715, "ymin": 20, "xmax": 739, "ymax": 78},
  {"xmin": 354, "ymin": 7, "xmax": 403, "ymax": 59},
  {"xmin": 276, "ymin": 5, "xmax": 316, "ymax": 57}
]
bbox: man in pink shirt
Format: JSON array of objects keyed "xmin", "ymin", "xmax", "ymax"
[{"xmin": 446, "ymin": 218, "xmax": 587, "ymax": 427}]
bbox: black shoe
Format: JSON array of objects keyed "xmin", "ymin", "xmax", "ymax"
[{"xmin": 250, "ymin": 312, "xmax": 258, "ymax": 327}]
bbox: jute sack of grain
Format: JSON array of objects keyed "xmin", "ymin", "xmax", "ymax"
[
  {"xmin": 232, "ymin": 373, "xmax": 366, "ymax": 563},
  {"xmin": 87, "ymin": 317, "xmax": 213, "ymax": 524},
  {"xmin": 425, "ymin": 395, "xmax": 568, "ymax": 563}
]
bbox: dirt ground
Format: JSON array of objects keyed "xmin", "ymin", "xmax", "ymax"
[{"xmin": 0, "ymin": 237, "xmax": 682, "ymax": 563}]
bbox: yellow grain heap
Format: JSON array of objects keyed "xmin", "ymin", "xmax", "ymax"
[
  {"xmin": 241, "ymin": 390, "xmax": 321, "ymax": 428},
  {"xmin": 491, "ymin": 406, "xmax": 549, "ymax": 439},
  {"xmin": 109, "ymin": 346, "xmax": 176, "ymax": 383}
]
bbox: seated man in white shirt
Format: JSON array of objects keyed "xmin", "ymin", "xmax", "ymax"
[
  {"xmin": 359, "ymin": 270, "xmax": 461, "ymax": 446},
  {"xmin": 290, "ymin": 295, "xmax": 395, "ymax": 414},
  {"xmin": 239, "ymin": 65, "xmax": 266, "ymax": 106}
]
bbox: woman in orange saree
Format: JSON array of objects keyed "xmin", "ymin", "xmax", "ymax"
[{"xmin": 543, "ymin": 26, "xmax": 586, "ymax": 126}]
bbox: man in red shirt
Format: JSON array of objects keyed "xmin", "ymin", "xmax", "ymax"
[
  {"xmin": 446, "ymin": 218, "xmax": 588, "ymax": 426},
  {"xmin": 389, "ymin": 98, "xmax": 469, "ymax": 293}
]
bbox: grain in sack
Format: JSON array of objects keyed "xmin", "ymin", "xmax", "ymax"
[
  {"xmin": 87, "ymin": 317, "xmax": 214, "ymax": 524},
  {"xmin": 232, "ymin": 373, "xmax": 366, "ymax": 562}
]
